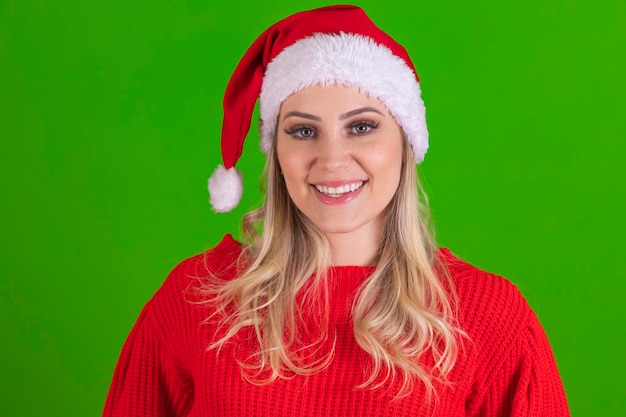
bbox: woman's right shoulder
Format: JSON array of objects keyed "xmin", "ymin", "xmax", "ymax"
[
  {"xmin": 151, "ymin": 234, "xmax": 244, "ymax": 305},
  {"xmin": 182, "ymin": 233, "xmax": 243, "ymax": 280}
]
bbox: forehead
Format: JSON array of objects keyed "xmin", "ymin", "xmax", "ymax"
[{"xmin": 279, "ymin": 84, "xmax": 391, "ymax": 115}]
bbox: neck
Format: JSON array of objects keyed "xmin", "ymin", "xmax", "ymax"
[{"xmin": 325, "ymin": 223, "xmax": 382, "ymax": 266}]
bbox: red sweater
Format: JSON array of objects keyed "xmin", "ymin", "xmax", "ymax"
[{"xmin": 103, "ymin": 235, "xmax": 569, "ymax": 416}]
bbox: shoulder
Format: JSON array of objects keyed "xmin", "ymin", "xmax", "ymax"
[
  {"xmin": 171, "ymin": 233, "xmax": 242, "ymax": 282},
  {"xmin": 129, "ymin": 235, "xmax": 243, "ymax": 352},
  {"xmin": 103, "ymin": 238, "xmax": 244, "ymax": 417},
  {"xmin": 153, "ymin": 234, "xmax": 243, "ymax": 298},
  {"xmin": 145, "ymin": 234, "xmax": 243, "ymax": 323},
  {"xmin": 438, "ymin": 249, "xmax": 570, "ymax": 413},
  {"xmin": 438, "ymin": 248, "xmax": 533, "ymax": 355}
]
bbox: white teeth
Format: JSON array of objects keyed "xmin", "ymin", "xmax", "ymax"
[{"xmin": 314, "ymin": 181, "xmax": 364, "ymax": 197}]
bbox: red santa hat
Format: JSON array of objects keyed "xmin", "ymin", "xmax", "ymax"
[{"xmin": 208, "ymin": 5, "xmax": 428, "ymax": 212}]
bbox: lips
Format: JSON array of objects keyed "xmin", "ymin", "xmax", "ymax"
[{"xmin": 310, "ymin": 179, "xmax": 368, "ymax": 205}]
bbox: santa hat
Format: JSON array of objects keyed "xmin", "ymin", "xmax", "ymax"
[{"xmin": 208, "ymin": 5, "xmax": 428, "ymax": 212}]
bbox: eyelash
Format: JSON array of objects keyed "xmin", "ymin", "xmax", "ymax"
[
  {"xmin": 350, "ymin": 120, "xmax": 379, "ymax": 135},
  {"xmin": 284, "ymin": 125, "xmax": 317, "ymax": 138},
  {"xmin": 283, "ymin": 121, "xmax": 380, "ymax": 139}
]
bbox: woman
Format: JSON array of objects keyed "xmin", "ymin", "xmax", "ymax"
[{"xmin": 103, "ymin": 5, "xmax": 569, "ymax": 416}]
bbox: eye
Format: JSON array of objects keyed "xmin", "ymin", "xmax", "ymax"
[
  {"xmin": 350, "ymin": 121, "xmax": 379, "ymax": 135},
  {"xmin": 283, "ymin": 125, "xmax": 317, "ymax": 139}
]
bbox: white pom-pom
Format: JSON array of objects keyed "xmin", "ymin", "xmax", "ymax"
[{"xmin": 207, "ymin": 165, "xmax": 243, "ymax": 212}]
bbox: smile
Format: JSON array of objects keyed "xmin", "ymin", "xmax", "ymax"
[{"xmin": 314, "ymin": 181, "xmax": 365, "ymax": 198}]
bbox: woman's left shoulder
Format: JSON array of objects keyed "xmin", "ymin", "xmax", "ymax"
[
  {"xmin": 437, "ymin": 248, "xmax": 534, "ymax": 344},
  {"xmin": 438, "ymin": 248, "xmax": 571, "ymax": 414}
]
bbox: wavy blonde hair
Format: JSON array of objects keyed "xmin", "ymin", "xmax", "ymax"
[{"xmin": 202, "ymin": 135, "xmax": 461, "ymax": 399}]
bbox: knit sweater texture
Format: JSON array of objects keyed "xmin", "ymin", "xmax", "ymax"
[{"xmin": 103, "ymin": 234, "xmax": 569, "ymax": 416}]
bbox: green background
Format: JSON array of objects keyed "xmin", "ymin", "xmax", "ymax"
[{"xmin": 1, "ymin": 0, "xmax": 624, "ymax": 415}]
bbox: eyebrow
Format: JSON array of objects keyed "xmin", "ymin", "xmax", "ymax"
[
  {"xmin": 282, "ymin": 107, "xmax": 383, "ymax": 122},
  {"xmin": 339, "ymin": 107, "xmax": 384, "ymax": 120},
  {"xmin": 282, "ymin": 111, "xmax": 321, "ymax": 121}
]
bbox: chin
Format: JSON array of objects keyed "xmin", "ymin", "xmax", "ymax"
[{"xmin": 309, "ymin": 216, "xmax": 377, "ymax": 237}]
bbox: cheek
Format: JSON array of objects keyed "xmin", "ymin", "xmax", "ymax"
[
  {"xmin": 276, "ymin": 145, "xmax": 311, "ymax": 199},
  {"xmin": 277, "ymin": 149, "xmax": 301, "ymax": 180},
  {"xmin": 372, "ymin": 141, "xmax": 403, "ymax": 179}
]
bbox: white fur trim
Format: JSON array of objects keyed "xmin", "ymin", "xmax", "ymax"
[
  {"xmin": 259, "ymin": 33, "xmax": 428, "ymax": 162},
  {"xmin": 208, "ymin": 165, "xmax": 243, "ymax": 212}
]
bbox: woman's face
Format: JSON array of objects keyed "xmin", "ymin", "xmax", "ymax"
[{"xmin": 276, "ymin": 84, "xmax": 403, "ymax": 243}]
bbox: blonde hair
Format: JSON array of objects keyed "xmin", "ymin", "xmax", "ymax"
[{"xmin": 202, "ymin": 136, "xmax": 461, "ymax": 399}]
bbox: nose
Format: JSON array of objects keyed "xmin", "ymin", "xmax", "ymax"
[{"xmin": 315, "ymin": 134, "xmax": 351, "ymax": 172}]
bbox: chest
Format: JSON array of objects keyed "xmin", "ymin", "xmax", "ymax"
[{"xmin": 184, "ymin": 322, "xmax": 472, "ymax": 417}]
